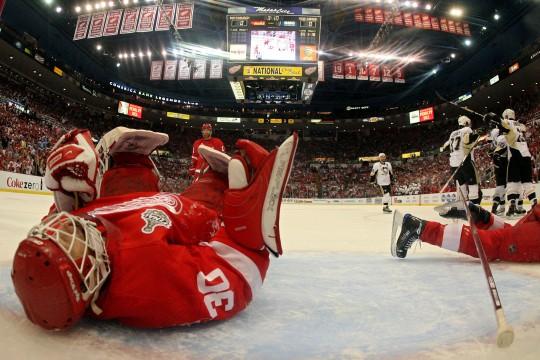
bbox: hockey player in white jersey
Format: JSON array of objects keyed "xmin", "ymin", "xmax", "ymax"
[
  {"xmin": 499, "ymin": 109, "xmax": 537, "ymax": 216},
  {"xmin": 441, "ymin": 115, "xmax": 482, "ymax": 204},
  {"xmin": 370, "ymin": 153, "xmax": 394, "ymax": 213},
  {"xmin": 489, "ymin": 127, "xmax": 508, "ymax": 215}
]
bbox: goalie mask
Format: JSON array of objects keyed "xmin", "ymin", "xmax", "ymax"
[
  {"xmin": 11, "ymin": 212, "xmax": 110, "ymax": 330},
  {"xmin": 458, "ymin": 116, "xmax": 471, "ymax": 127}
]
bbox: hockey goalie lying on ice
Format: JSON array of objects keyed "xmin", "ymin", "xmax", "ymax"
[{"xmin": 11, "ymin": 127, "xmax": 298, "ymax": 330}]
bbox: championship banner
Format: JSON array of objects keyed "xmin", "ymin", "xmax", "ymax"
[
  {"xmin": 73, "ymin": 15, "xmax": 91, "ymax": 40},
  {"xmin": 344, "ymin": 61, "xmax": 357, "ymax": 79},
  {"xmin": 177, "ymin": 57, "xmax": 191, "ymax": 80},
  {"xmin": 403, "ymin": 12, "xmax": 413, "ymax": 27},
  {"xmin": 374, "ymin": 8, "xmax": 384, "ymax": 23},
  {"xmin": 192, "ymin": 59, "xmax": 207, "ymax": 79},
  {"xmin": 364, "ymin": 8, "xmax": 374, "ymax": 23},
  {"xmin": 332, "ymin": 62, "xmax": 344, "ymax": 79},
  {"xmin": 447, "ymin": 20, "xmax": 456, "ymax": 33},
  {"xmin": 421, "ymin": 14, "xmax": 431, "ymax": 29},
  {"xmin": 455, "ymin": 21, "xmax": 464, "ymax": 35},
  {"xmin": 393, "ymin": 66, "xmax": 405, "ymax": 83},
  {"xmin": 440, "ymin": 18, "xmax": 448, "ymax": 32},
  {"xmin": 413, "ymin": 14, "xmax": 422, "ymax": 28},
  {"xmin": 88, "ymin": 12, "xmax": 106, "ymax": 39},
  {"xmin": 368, "ymin": 64, "xmax": 380, "ymax": 81},
  {"xmin": 137, "ymin": 5, "xmax": 157, "ymax": 32},
  {"xmin": 155, "ymin": 4, "xmax": 176, "ymax": 31},
  {"xmin": 209, "ymin": 59, "xmax": 223, "ymax": 79},
  {"xmin": 163, "ymin": 60, "xmax": 178, "ymax": 80},
  {"xmin": 103, "ymin": 9, "xmax": 123, "ymax": 37},
  {"xmin": 150, "ymin": 60, "xmax": 163, "ymax": 80},
  {"xmin": 354, "ymin": 8, "xmax": 363, "ymax": 22},
  {"xmin": 393, "ymin": 12, "xmax": 403, "ymax": 26},
  {"xmin": 384, "ymin": 10, "xmax": 393, "ymax": 23},
  {"xmin": 430, "ymin": 16, "xmax": 440, "ymax": 31},
  {"xmin": 175, "ymin": 3, "xmax": 194, "ymax": 30},
  {"xmin": 357, "ymin": 63, "xmax": 368, "ymax": 80},
  {"xmin": 120, "ymin": 7, "xmax": 139, "ymax": 34},
  {"xmin": 382, "ymin": 65, "xmax": 393, "ymax": 82},
  {"xmin": 463, "ymin": 23, "xmax": 471, "ymax": 36}
]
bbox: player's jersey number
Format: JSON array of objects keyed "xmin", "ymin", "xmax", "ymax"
[{"xmin": 197, "ymin": 268, "xmax": 234, "ymax": 318}]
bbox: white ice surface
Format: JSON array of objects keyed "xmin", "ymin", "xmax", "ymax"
[{"xmin": 1, "ymin": 192, "xmax": 540, "ymax": 359}]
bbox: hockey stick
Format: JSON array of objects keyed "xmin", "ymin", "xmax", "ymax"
[
  {"xmin": 456, "ymin": 181, "xmax": 514, "ymax": 348},
  {"xmin": 435, "ymin": 91, "xmax": 487, "ymax": 119}
]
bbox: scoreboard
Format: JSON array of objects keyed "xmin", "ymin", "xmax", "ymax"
[{"xmin": 227, "ymin": 7, "xmax": 321, "ymax": 64}]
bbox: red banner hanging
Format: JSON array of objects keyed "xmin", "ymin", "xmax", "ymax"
[
  {"xmin": 421, "ymin": 14, "xmax": 431, "ymax": 30},
  {"xmin": 175, "ymin": 3, "xmax": 194, "ymax": 30},
  {"xmin": 73, "ymin": 15, "xmax": 91, "ymax": 40},
  {"xmin": 0, "ymin": 0, "xmax": 5, "ymax": 18},
  {"xmin": 364, "ymin": 8, "xmax": 374, "ymax": 23},
  {"xmin": 374, "ymin": 8, "xmax": 384, "ymax": 23},
  {"xmin": 155, "ymin": 4, "xmax": 176, "ymax": 31},
  {"xmin": 358, "ymin": 63, "xmax": 369, "ymax": 80},
  {"xmin": 344, "ymin": 61, "xmax": 357, "ymax": 79},
  {"xmin": 368, "ymin": 64, "xmax": 380, "ymax": 81},
  {"xmin": 382, "ymin": 65, "xmax": 393, "ymax": 82},
  {"xmin": 403, "ymin": 12, "xmax": 413, "ymax": 27},
  {"xmin": 332, "ymin": 62, "xmax": 344, "ymax": 79},
  {"xmin": 463, "ymin": 23, "xmax": 471, "ymax": 36},
  {"xmin": 447, "ymin": 20, "xmax": 456, "ymax": 33},
  {"xmin": 440, "ymin": 18, "xmax": 448, "ymax": 32},
  {"xmin": 455, "ymin": 21, "xmax": 464, "ymax": 35},
  {"xmin": 103, "ymin": 10, "xmax": 123, "ymax": 37},
  {"xmin": 354, "ymin": 8, "xmax": 363, "ymax": 22},
  {"xmin": 137, "ymin": 6, "xmax": 157, "ymax": 32},
  {"xmin": 88, "ymin": 12, "xmax": 106, "ymax": 39},
  {"xmin": 120, "ymin": 7, "xmax": 140, "ymax": 34},
  {"xmin": 430, "ymin": 17, "xmax": 440, "ymax": 31},
  {"xmin": 393, "ymin": 12, "xmax": 404, "ymax": 26},
  {"xmin": 394, "ymin": 66, "xmax": 405, "ymax": 83},
  {"xmin": 413, "ymin": 14, "xmax": 423, "ymax": 28}
]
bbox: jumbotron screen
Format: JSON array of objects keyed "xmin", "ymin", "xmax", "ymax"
[{"xmin": 227, "ymin": 7, "xmax": 321, "ymax": 64}]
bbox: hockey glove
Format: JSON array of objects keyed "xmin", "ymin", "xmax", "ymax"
[{"xmin": 45, "ymin": 129, "xmax": 98, "ymax": 205}]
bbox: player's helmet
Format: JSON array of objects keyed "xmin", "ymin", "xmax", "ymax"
[
  {"xmin": 502, "ymin": 109, "xmax": 515, "ymax": 121},
  {"xmin": 11, "ymin": 212, "xmax": 110, "ymax": 330},
  {"xmin": 201, "ymin": 123, "xmax": 212, "ymax": 131},
  {"xmin": 458, "ymin": 116, "xmax": 471, "ymax": 127}
]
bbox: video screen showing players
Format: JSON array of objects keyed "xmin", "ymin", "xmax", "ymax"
[{"xmin": 250, "ymin": 31, "xmax": 296, "ymax": 61}]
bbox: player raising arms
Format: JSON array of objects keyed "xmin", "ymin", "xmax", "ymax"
[
  {"xmin": 189, "ymin": 123, "xmax": 226, "ymax": 182},
  {"xmin": 440, "ymin": 115, "xmax": 482, "ymax": 204},
  {"xmin": 370, "ymin": 153, "xmax": 394, "ymax": 213},
  {"xmin": 11, "ymin": 126, "xmax": 298, "ymax": 330}
]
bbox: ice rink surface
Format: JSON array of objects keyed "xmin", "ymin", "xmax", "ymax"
[{"xmin": 1, "ymin": 192, "xmax": 540, "ymax": 360}]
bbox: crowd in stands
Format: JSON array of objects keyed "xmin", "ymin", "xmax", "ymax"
[{"xmin": 1, "ymin": 64, "xmax": 539, "ymax": 199}]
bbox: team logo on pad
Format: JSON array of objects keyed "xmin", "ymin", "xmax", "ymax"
[{"xmin": 141, "ymin": 209, "xmax": 172, "ymax": 234}]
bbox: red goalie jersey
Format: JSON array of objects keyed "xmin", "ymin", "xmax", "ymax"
[{"xmin": 73, "ymin": 192, "xmax": 269, "ymax": 328}]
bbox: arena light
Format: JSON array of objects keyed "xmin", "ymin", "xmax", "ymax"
[
  {"xmin": 75, "ymin": 6, "xmax": 81, "ymax": 13},
  {"xmin": 130, "ymin": 52, "xmax": 135, "ymax": 58},
  {"xmin": 404, "ymin": 1, "xmax": 411, "ymax": 7},
  {"xmin": 96, "ymin": 44, "xmax": 102, "ymax": 51},
  {"xmin": 494, "ymin": 13, "xmax": 500, "ymax": 21},
  {"xmin": 147, "ymin": 51, "xmax": 152, "ymax": 57},
  {"xmin": 138, "ymin": 51, "xmax": 144, "ymax": 57},
  {"xmin": 116, "ymin": 63, "xmax": 121, "ymax": 68},
  {"xmin": 450, "ymin": 53, "xmax": 456, "ymax": 58},
  {"xmin": 55, "ymin": 6, "xmax": 62, "ymax": 13},
  {"xmin": 85, "ymin": 4, "xmax": 92, "ymax": 12},
  {"xmin": 108, "ymin": 1, "xmax": 114, "ymax": 7},
  {"xmin": 464, "ymin": 39, "xmax": 472, "ymax": 47},
  {"xmin": 44, "ymin": 0, "xmax": 53, "ymax": 5},
  {"xmin": 449, "ymin": 8, "xmax": 463, "ymax": 17},
  {"xmin": 95, "ymin": 3, "xmax": 101, "ymax": 10},
  {"xmin": 123, "ymin": 0, "xmax": 129, "ymax": 5},
  {"xmin": 482, "ymin": 26, "xmax": 487, "ymax": 31},
  {"xmin": 411, "ymin": 2, "xmax": 418, "ymax": 8},
  {"xmin": 425, "ymin": 3, "xmax": 432, "ymax": 11}
]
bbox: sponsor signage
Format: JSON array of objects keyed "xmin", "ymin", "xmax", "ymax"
[
  {"xmin": 53, "ymin": 66, "xmax": 64, "ymax": 77},
  {"xmin": 402, "ymin": 151, "xmax": 421, "ymax": 159},
  {"xmin": 167, "ymin": 112, "xmax": 190, "ymax": 120},
  {"xmin": 489, "ymin": 75, "xmax": 500, "ymax": 85},
  {"xmin": 419, "ymin": 107, "xmax": 434, "ymax": 122},
  {"xmin": 0, "ymin": 171, "xmax": 51, "ymax": 194},
  {"xmin": 118, "ymin": 101, "xmax": 143, "ymax": 119},
  {"xmin": 217, "ymin": 117, "xmax": 241, "ymax": 123},
  {"xmin": 243, "ymin": 66, "xmax": 302, "ymax": 77}
]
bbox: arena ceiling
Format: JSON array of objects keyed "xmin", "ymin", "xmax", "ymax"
[{"xmin": 2, "ymin": 0, "xmax": 537, "ymax": 110}]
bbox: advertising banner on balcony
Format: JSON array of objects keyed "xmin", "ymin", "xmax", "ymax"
[
  {"xmin": 175, "ymin": 3, "xmax": 194, "ymax": 30},
  {"xmin": 163, "ymin": 60, "xmax": 178, "ymax": 80},
  {"xmin": 150, "ymin": 60, "xmax": 163, "ymax": 80}
]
